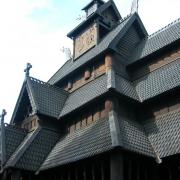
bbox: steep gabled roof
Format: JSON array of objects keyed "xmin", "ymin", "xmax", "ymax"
[
  {"xmin": 5, "ymin": 127, "xmax": 60, "ymax": 172},
  {"xmin": 11, "ymin": 77, "xmax": 69, "ymax": 124},
  {"xmin": 27, "ymin": 77, "xmax": 68, "ymax": 118},
  {"xmin": 129, "ymin": 17, "xmax": 180, "ymax": 64}
]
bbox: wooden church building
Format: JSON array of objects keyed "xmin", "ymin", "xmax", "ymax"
[{"xmin": 0, "ymin": 0, "xmax": 180, "ymax": 179}]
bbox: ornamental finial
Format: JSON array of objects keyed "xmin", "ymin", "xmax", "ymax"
[
  {"xmin": 131, "ymin": 0, "xmax": 139, "ymax": 14},
  {"xmin": 24, "ymin": 63, "xmax": 32, "ymax": 78},
  {"xmin": 0, "ymin": 109, "xmax": 7, "ymax": 122}
]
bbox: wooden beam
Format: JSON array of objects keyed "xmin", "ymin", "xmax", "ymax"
[
  {"xmin": 168, "ymin": 167, "xmax": 173, "ymax": 180},
  {"xmin": 128, "ymin": 159, "xmax": 132, "ymax": 180},
  {"xmin": 68, "ymin": 169, "xmax": 71, "ymax": 180},
  {"xmin": 92, "ymin": 164, "xmax": 95, "ymax": 180},
  {"xmin": 101, "ymin": 161, "xmax": 105, "ymax": 180},
  {"xmin": 11, "ymin": 170, "xmax": 21, "ymax": 180},
  {"xmin": 136, "ymin": 162, "xmax": 140, "ymax": 180},
  {"xmin": 110, "ymin": 152, "xmax": 124, "ymax": 180},
  {"xmin": 83, "ymin": 167, "xmax": 87, "ymax": 180},
  {"xmin": 75, "ymin": 167, "xmax": 78, "ymax": 180}
]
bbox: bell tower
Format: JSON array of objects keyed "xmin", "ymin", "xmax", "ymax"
[
  {"xmin": 67, "ymin": 0, "xmax": 122, "ymax": 60},
  {"xmin": 82, "ymin": 0, "xmax": 105, "ymax": 18}
]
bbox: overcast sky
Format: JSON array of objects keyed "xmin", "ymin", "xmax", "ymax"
[{"xmin": 0, "ymin": 0, "xmax": 179, "ymax": 122}]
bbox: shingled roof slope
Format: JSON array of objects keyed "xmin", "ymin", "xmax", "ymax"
[
  {"xmin": 143, "ymin": 109, "xmax": 180, "ymax": 158},
  {"xmin": 39, "ymin": 116, "xmax": 155, "ymax": 171},
  {"xmin": 115, "ymin": 74, "xmax": 140, "ymax": 101},
  {"xmin": 118, "ymin": 116, "xmax": 155, "ymax": 157},
  {"xmin": 134, "ymin": 59, "xmax": 180, "ymax": 101},
  {"xmin": 5, "ymin": 127, "xmax": 60, "ymax": 171},
  {"xmin": 5, "ymin": 125, "xmax": 27, "ymax": 161},
  {"xmin": 48, "ymin": 14, "xmax": 133, "ymax": 85},
  {"xmin": 59, "ymin": 74, "xmax": 108, "ymax": 117},
  {"xmin": 129, "ymin": 17, "xmax": 180, "ymax": 64},
  {"xmin": 39, "ymin": 118, "xmax": 112, "ymax": 171},
  {"xmin": 27, "ymin": 77, "xmax": 68, "ymax": 118}
]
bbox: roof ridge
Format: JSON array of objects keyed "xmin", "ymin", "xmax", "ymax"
[
  {"xmin": 69, "ymin": 73, "xmax": 106, "ymax": 94},
  {"xmin": 5, "ymin": 124, "xmax": 27, "ymax": 134},
  {"xmin": 119, "ymin": 13, "xmax": 132, "ymax": 24},
  {"xmin": 29, "ymin": 77, "xmax": 69, "ymax": 94},
  {"xmin": 5, "ymin": 127, "xmax": 41, "ymax": 169},
  {"xmin": 148, "ymin": 17, "xmax": 180, "ymax": 38},
  {"xmin": 48, "ymin": 59, "xmax": 72, "ymax": 83}
]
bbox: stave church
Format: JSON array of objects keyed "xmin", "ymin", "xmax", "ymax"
[{"xmin": 0, "ymin": 0, "xmax": 180, "ymax": 179}]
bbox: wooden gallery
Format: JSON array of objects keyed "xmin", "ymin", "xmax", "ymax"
[{"xmin": 0, "ymin": 0, "xmax": 180, "ymax": 179}]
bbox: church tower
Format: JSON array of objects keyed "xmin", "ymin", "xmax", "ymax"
[{"xmin": 67, "ymin": 0, "xmax": 122, "ymax": 59}]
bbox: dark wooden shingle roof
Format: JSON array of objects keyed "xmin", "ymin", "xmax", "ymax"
[
  {"xmin": 129, "ymin": 17, "xmax": 180, "ymax": 64},
  {"xmin": 5, "ymin": 127, "xmax": 60, "ymax": 171}
]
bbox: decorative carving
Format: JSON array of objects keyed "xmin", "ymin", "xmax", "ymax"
[{"xmin": 74, "ymin": 24, "xmax": 97, "ymax": 59}]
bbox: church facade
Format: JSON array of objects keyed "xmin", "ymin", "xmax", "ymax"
[{"xmin": 0, "ymin": 0, "xmax": 180, "ymax": 179}]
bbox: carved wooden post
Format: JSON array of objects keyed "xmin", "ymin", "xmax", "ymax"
[{"xmin": 110, "ymin": 151, "xmax": 124, "ymax": 180}]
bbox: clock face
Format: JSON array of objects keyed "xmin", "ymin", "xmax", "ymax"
[{"xmin": 74, "ymin": 24, "xmax": 97, "ymax": 59}]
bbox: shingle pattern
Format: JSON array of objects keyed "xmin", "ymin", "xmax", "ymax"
[
  {"xmin": 48, "ymin": 15, "xmax": 132, "ymax": 85},
  {"xmin": 5, "ymin": 130, "xmax": 35, "ymax": 168},
  {"xmin": 59, "ymin": 74, "xmax": 108, "ymax": 117},
  {"xmin": 130, "ymin": 18, "xmax": 180, "ymax": 64},
  {"xmin": 40, "ymin": 118, "xmax": 112, "ymax": 171},
  {"xmin": 5, "ymin": 128, "xmax": 60, "ymax": 171},
  {"xmin": 5, "ymin": 125, "xmax": 27, "ymax": 161},
  {"xmin": 27, "ymin": 77, "xmax": 68, "ymax": 118},
  {"xmin": 118, "ymin": 116, "xmax": 155, "ymax": 157},
  {"xmin": 143, "ymin": 109, "xmax": 180, "ymax": 158},
  {"xmin": 134, "ymin": 59, "xmax": 180, "ymax": 101},
  {"xmin": 115, "ymin": 74, "xmax": 139, "ymax": 101}
]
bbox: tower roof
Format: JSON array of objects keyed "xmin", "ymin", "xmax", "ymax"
[{"xmin": 82, "ymin": 0, "xmax": 105, "ymax": 11}]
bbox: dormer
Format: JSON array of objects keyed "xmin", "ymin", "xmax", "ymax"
[{"xmin": 67, "ymin": 0, "xmax": 122, "ymax": 60}]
